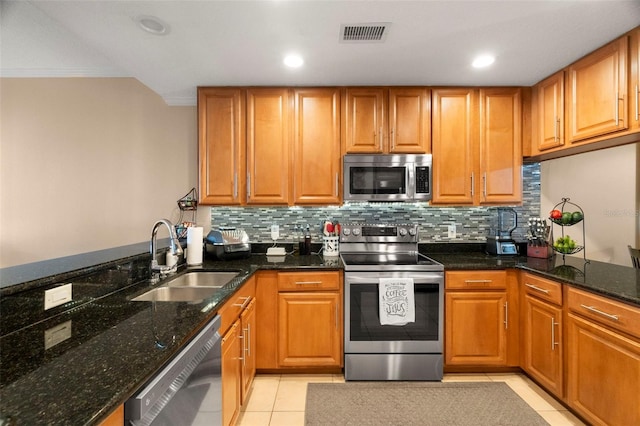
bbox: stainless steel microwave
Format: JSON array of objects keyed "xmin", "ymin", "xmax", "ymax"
[{"xmin": 343, "ymin": 154, "xmax": 432, "ymax": 202}]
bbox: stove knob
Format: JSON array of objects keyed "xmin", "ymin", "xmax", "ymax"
[
  {"xmin": 398, "ymin": 228, "xmax": 407, "ymax": 236},
  {"xmin": 343, "ymin": 228, "xmax": 351, "ymax": 236},
  {"xmin": 352, "ymin": 228, "xmax": 361, "ymax": 236},
  {"xmin": 408, "ymin": 228, "xmax": 417, "ymax": 236}
]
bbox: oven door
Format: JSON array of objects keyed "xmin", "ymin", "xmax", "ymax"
[
  {"xmin": 344, "ymin": 271, "xmax": 443, "ymax": 354},
  {"xmin": 344, "ymin": 163, "xmax": 413, "ymax": 201}
]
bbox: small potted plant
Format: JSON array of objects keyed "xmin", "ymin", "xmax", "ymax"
[{"xmin": 526, "ymin": 217, "xmax": 553, "ymax": 258}]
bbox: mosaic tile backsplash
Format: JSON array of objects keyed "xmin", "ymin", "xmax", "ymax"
[{"xmin": 210, "ymin": 163, "xmax": 541, "ymax": 243}]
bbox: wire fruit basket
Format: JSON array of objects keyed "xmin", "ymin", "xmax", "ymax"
[{"xmin": 176, "ymin": 188, "xmax": 198, "ymax": 239}]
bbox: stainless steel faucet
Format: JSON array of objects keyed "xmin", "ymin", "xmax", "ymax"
[{"xmin": 150, "ymin": 219, "xmax": 183, "ymax": 277}]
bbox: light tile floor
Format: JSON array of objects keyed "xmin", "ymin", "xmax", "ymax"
[{"xmin": 236, "ymin": 372, "xmax": 586, "ymax": 426}]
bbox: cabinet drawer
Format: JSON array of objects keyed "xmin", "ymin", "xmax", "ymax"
[
  {"xmin": 278, "ymin": 271, "xmax": 340, "ymax": 291},
  {"xmin": 567, "ymin": 287, "xmax": 640, "ymax": 340},
  {"xmin": 219, "ymin": 277, "xmax": 256, "ymax": 336},
  {"xmin": 521, "ymin": 273, "xmax": 562, "ymax": 306},
  {"xmin": 446, "ymin": 270, "xmax": 506, "ymax": 290}
]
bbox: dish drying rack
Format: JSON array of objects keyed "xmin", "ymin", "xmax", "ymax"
[{"xmin": 176, "ymin": 187, "xmax": 198, "ymax": 239}]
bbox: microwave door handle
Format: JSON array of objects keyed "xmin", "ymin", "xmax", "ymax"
[{"xmin": 408, "ymin": 166, "xmax": 415, "ymax": 197}]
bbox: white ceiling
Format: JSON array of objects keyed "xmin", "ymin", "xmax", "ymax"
[{"xmin": 2, "ymin": 1, "xmax": 640, "ymax": 106}]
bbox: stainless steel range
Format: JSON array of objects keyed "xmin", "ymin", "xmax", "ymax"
[{"xmin": 340, "ymin": 223, "xmax": 444, "ymax": 381}]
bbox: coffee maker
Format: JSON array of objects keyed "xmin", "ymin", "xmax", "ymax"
[{"xmin": 486, "ymin": 207, "xmax": 518, "ymax": 255}]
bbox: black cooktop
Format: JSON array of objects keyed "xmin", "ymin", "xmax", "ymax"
[{"xmin": 340, "ymin": 252, "xmax": 444, "ymax": 271}]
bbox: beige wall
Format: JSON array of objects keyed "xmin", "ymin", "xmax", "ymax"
[
  {"xmin": 540, "ymin": 143, "xmax": 639, "ymax": 267},
  {"xmin": 0, "ymin": 78, "xmax": 207, "ymax": 268}
]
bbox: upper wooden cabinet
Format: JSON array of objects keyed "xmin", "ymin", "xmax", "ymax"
[
  {"xmin": 198, "ymin": 88, "xmax": 245, "ymax": 205},
  {"xmin": 532, "ymin": 71, "xmax": 565, "ymax": 152},
  {"xmin": 292, "ymin": 88, "xmax": 341, "ymax": 204},
  {"xmin": 343, "ymin": 87, "xmax": 430, "ymax": 154},
  {"xmin": 198, "ymin": 87, "xmax": 342, "ymax": 206},
  {"xmin": 432, "ymin": 88, "xmax": 522, "ymax": 205},
  {"xmin": 431, "ymin": 88, "xmax": 476, "ymax": 204},
  {"xmin": 246, "ymin": 88, "xmax": 291, "ymax": 205},
  {"xmin": 479, "ymin": 88, "xmax": 522, "ymax": 204},
  {"xmin": 631, "ymin": 27, "xmax": 640, "ymax": 132},
  {"xmin": 568, "ymin": 36, "xmax": 629, "ymax": 143}
]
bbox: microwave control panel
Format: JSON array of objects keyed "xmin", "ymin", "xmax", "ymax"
[{"xmin": 415, "ymin": 166, "xmax": 430, "ymax": 194}]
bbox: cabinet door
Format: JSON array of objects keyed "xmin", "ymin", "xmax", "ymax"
[
  {"xmin": 344, "ymin": 88, "xmax": 386, "ymax": 153},
  {"xmin": 240, "ymin": 298, "xmax": 256, "ymax": 405},
  {"xmin": 431, "ymin": 89, "xmax": 477, "ymax": 204},
  {"xmin": 479, "ymin": 88, "xmax": 522, "ymax": 204},
  {"xmin": 221, "ymin": 321, "xmax": 241, "ymax": 426},
  {"xmin": 255, "ymin": 271, "xmax": 278, "ymax": 369},
  {"xmin": 566, "ymin": 313, "xmax": 640, "ymax": 426},
  {"xmin": 198, "ymin": 88, "xmax": 245, "ymax": 205},
  {"xmin": 445, "ymin": 291, "xmax": 507, "ymax": 365},
  {"xmin": 631, "ymin": 28, "xmax": 640, "ymax": 132},
  {"xmin": 388, "ymin": 88, "xmax": 431, "ymax": 153},
  {"xmin": 523, "ymin": 295, "xmax": 563, "ymax": 398},
  {"xmin": 277, "ymin": 292, "xmax": 342, "ymax": 367},
  {"xmin": 568, "ymin": 37, "xmax": 628, "ymax": 142},
  {"xmin": 292, "ymin": 88, "xmax": 341, "ymax": 204},
  {"xmin": 246, "ymin": 88, "xmax": 290, "ymax": 204},
  {"xmin": 535, "ymin": 71, "xmax": 565, "ymax": 151}
]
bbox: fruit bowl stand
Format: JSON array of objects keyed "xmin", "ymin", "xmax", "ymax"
[{"xmin": 549, "ymin": 197, "xmax": 588, "ymax": 263}]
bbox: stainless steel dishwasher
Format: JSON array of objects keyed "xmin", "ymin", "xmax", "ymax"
[{"xmin": 125, "ymin": 315, "xmax": 222, "ymax": 426}]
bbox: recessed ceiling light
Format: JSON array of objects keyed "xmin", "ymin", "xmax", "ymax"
[
  {"xmin": 472, "ymin": 54, "xmax": 495, "ymax": 68},
  {"xmin": 134, "ymin": 15, "xmax": 170, "ymax": 35},
  {"xmin": 283, "ymin": 54, "xmax": 304, "ymax": 68}
]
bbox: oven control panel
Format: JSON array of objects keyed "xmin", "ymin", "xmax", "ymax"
[{"xmin": 340, "ymin": 223, "xmax": 418, "ymax": 243}]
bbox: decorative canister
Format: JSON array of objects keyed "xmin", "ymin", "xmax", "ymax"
[{"xmin": 323, "ymin": 236, "xmax": 340, "ymax": 256}]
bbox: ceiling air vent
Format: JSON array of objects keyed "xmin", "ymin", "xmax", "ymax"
[{"xmin": 340, "ymin": 23, "xmax": 390, "ymax": 43}]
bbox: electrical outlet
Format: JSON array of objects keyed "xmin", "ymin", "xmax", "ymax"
[
  {"xmin": 44, "ymin": 320, "xmax": 72, "ymax": 350},
  {"xmin": 447, "ymin": 224, "xmax": 456, "ymax": 239},
  {"xmin": 44, "ymin": 283, "xmax": 73, "ymax": 310},
  {"xmin": 270, "ymin": 224, "xmax": 280, "ymax": 241}
]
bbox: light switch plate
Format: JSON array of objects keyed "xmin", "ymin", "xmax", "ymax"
[
  {"xmin": 44, "ymin": 283, "xmax": 73, "ymax": 310},
  {"xmin": 447, "ymin": 224, "xmax": 456, "ymax": 239}
]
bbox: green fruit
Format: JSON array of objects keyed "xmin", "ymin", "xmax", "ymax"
[
  {"xmin": 571, "ymin": 212, "xmax": 583, "ymax": 223},
  {"xmin": 561, "ymin": 212, "xmax": 572, "ymax": 224}
]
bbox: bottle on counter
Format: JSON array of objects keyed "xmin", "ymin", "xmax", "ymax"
[{"xmin": 303, "ymin": 224, "xmax": 312, "ymax": 255}]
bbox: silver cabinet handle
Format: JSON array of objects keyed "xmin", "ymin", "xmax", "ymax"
[
  {"xmin": 504, "ymin": 301, "xmax": 508, "ymax": 330},
  {"xmin": 246, "ymin": 173, "xmax": 251, "ymax": 198},
  {"xmin": 615, "ymin": 92, "xmax": 619, "ymax": 125},
  {"xmin": 551, "ymin": 317, "xmax": 559, "ymax": 351},
  {"xmin": 233, "ymin": 296, "xmax": 251, "ymax": 309},
  {"xmin": 335, "ymin": 173, "xmax": 339, "ymax": 197},
  {"xmin": 636, "ymin": 84, "xmax": 640, "ymax": 121},
  {"xmin": 238, "ymin": 333, "xmax": 245, "ymax": 364},
  {"xmin": 470, "ymin": 173, "xmax": 475, "ymax": 197},
  {"xmin": 335, "ymin": 304, "xmax": 338, "ymax": 330},
  {"xmin": 233, "ymin": 173, "xmax": 238, "ymax": 199},
  {"xmin": 379, "ymin": 126, "xmax": 383, "ymax": 150},
  {"xmin": 391, "ymin": 128, "xmax": 395, "ymax": 149},
  {"xmin": 295, "ymin": 281, "xmax": 323, "ymax": 285},
  {"xmin": 554, "ymin": 117, "xmax": 559, "ymax": 142},
  {"xmin": 482, "ymin": 172, "xmax": 487, "ymax": 199},
  {"xmin": 525, "ymin": 283, "xmax": 550, "ymax": 294},
  {"xmin": 243, "ymin": 324, "xmax": 251, "ymax": 357},
  {"xmin": 580, "ymin": 304, "xmax": 620, "ymax": 321},
  {"xmin": 464, "ymin": 279, "xmax": 492, "ymax": 284}
]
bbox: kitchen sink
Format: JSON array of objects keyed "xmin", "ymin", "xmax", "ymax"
[
  {"xmin": 166, "ymin": 271, "xmax": 239, "ymax": 288},
  {"xmin": 131, "ymin": 271, "xmax": 239, "ymax": 302},
  {"xmin": 131, "ymin": 286, "xmax": 220, "ymax": 302}
]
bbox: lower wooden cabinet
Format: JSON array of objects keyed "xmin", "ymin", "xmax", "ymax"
[
  {"xmin": 221, "ymin": 321, "xmax": 241, "ymax": 426},
  {"xmin": 278, "ymin": 292, "xmax": 342, "ymax": 367},
  {"xmin": 522, "ymin": 295, "xmax": 563, "ymax": 398},
  {"xmin": 219, "ymin": 277, "xmax": 256, "ymax": 426},
  {"xmin": 566, "ymin": 287, "xmax": 640, "ymax": 426},
  {"xmin": 255, "ymin": 270, "xmax": 343, "ymax": 370},
  {"xmin": 240, "ymin": 298, "xmax": 256, "ymax": 404},
  {"xmin": 445, "ymin": 270, "xmax": 518, "ymax": 368}
]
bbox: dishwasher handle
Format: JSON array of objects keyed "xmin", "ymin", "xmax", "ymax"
[{"xmin": 125, "ymin": 314, "xmax": 221, "ymax": 423}]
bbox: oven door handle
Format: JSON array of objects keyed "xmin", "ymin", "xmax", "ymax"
[{"xmin": 346, "ymin": 276, "xmax": 442, "ymax": 284}]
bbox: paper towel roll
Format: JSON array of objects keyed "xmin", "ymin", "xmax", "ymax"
[{"xmin": 186, "ymin": 226, "xmax": 204, "ymax": 265}]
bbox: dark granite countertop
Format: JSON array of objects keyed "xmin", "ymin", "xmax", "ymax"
[
  {"xmin": 0, "ymin": 252, "xmax": 340, "ymax": 425},
  {"xmin": 1, "ymin": 244, "xmax": 638, "ymax": 425}
]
